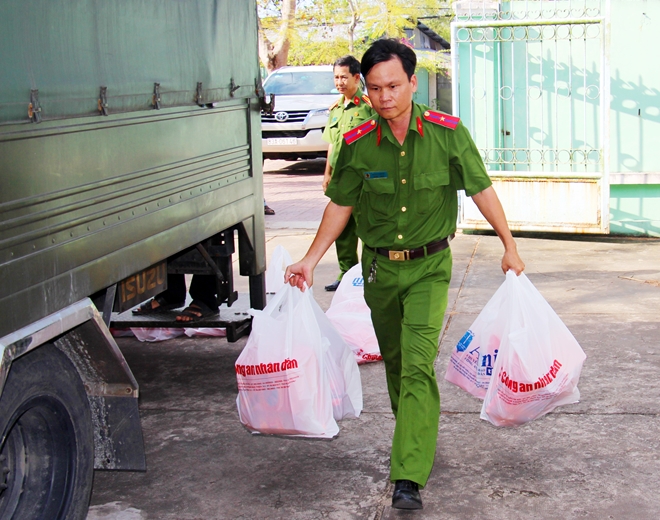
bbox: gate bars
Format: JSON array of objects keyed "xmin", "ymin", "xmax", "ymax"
[{"xmin": 451, "ymin": 0, "xmax": 610, "ymax": 230}]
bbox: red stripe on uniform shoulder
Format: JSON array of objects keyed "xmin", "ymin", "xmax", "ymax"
[
  {"xmin": 343, "ymin": 119, "xmax": 378, "ymax": 145},
  {"xmin": 422, "ymin": 110, "xmax": 460, "ymax": 130}
]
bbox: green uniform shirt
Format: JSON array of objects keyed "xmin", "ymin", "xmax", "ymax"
[
  {"xmin": 322, "ymin": 88, "xmax": 375, "ymax": 168},
  {"xmin": 326, "ymin": 102, "xmax": 492, "ymax": 249}
]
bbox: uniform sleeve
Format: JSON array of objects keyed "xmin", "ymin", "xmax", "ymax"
[
  {"xmin": 448, "ymin": 121, "xmax": 492, "ymax": 197},
  {"xmin": 321, "ymin": 114, "xmax": 335, "ymax": 144},
  {"xmin": 325, "ymin": 142, "xmax": 362, "ymax": 207}
]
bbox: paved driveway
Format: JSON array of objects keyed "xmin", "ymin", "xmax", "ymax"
[{"xmin": 88, "ymin": 160, "xmax": 660, "ymax": 519}]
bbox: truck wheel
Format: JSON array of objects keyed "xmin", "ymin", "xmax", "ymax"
[{"xmin": 0, "ymin": 344, "xmax": 94, "ymax": 520}]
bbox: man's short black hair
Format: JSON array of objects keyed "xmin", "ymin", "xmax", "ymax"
[
  {"xmin": 333, "ymin": 55, "xmax": 361, "ymax": 76},
  {"xmin": 360, "ymin": 39, "xmax": 417, "ymax": 80}
]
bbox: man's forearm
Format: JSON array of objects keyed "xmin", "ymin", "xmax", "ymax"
[
  {"xmin": 304, "ymin": 201, "xmax": 353, "ymax": 264},
  {"xmin": 324, "ymin": 143, "xmax": 334, "ymax": 177},
  {"xmin": 471, "ymin": 186, "xmax": 516, "ymax": 250},
  {"xmin": 471, "ymin": 186, "xmax": 525, "ymax": 274}
]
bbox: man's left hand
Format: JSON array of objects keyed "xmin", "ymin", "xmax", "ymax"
[{"xmin": 502, "ymin": 247, "xmax": 525, "ymax": 275}]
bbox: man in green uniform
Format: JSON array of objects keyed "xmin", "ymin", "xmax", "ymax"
[
  {"xmin": 285, "ymin": 39, "xmax": 525, "ymax": 510},
  {"xmin": 321, "ymin": 55, "xmax": 375, "ymax": 291}
]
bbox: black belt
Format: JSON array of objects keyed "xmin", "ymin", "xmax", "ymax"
[{"xmin": 372, "ymin": 234, "xmax": 455, "ymax": 261}]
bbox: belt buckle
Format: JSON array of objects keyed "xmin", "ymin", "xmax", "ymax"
[{"xmin": 389, "ymin": 249, "xmax": 409, "ymax": 261}]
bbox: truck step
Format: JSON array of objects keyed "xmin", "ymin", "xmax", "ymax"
[{"xmin": 110, "ymin": 293, "xmax": 253, "ymax": 343}]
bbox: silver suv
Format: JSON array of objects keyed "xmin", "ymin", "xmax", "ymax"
[{"xmin": 261, "ymin": 65, "xmax": 337, "ymax": 161}]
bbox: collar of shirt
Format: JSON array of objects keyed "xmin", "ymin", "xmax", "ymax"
[
  {"xmin": 340, "ymin": 88, "xmax": 365, "ymax": 109},
  {"xmin": 376, "ymin": 102, "xmax": 425, "ymax": 147}
]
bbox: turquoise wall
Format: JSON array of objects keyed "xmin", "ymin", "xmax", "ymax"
[
  {"xmin": 413, "ymin": 68, "xmax": 430, "ymax": 106},
  {"xmin": 609, "ymin": 1, "xmax": 660, "ymax": 174},
  {"xmin": 610, "ymin": 185, "xmax": 660, "ymax": 237},
  {"xmin": 608, "ymin": 1, "xmax": 660, "ymax": 236}
]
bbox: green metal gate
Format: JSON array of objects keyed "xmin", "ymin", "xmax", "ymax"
[{"xmin": 452, "ymin": 0, "xmax": 609, "ymax": 232}]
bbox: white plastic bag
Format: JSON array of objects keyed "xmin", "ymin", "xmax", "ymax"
[
  {"xmin": 265, "ymin": 245, "xmax": 293, "ymax": 294},
  {"xmin": 310, "ymin": 296, "xmax": 363, "ymax": 420},
  {"xmin": 129, "ymin": 327, "xmax": 226, "ymax": 341},
  {"xmin": 235, "ymin": 284, "xmax": 362, "ymax": 438},
  {"xmin": 477, "ymin": 271, "xmax": 586, "ymax": 427},
  {"xmin": 130, "ymin": 328, "xmax": 185, "ymax": 342},
  {"xmin": 325, "ymin": 264, "xmax": 383, "ymax": 364},
  {"xmin": 184, "ymin": 328, "xmax": 227, "ymax": 338},
  {"xmin": 444, "ymin": 281, "xmax": 509, "ymax": 398}
]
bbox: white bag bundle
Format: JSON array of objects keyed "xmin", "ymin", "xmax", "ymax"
[
  {"xmin": 310, "ymin": 293, "xmax": 364, "ymax": 420},
  {"xmin": 235, "ymin": 284, "xmax": 362, "ymax": 438},
  {"xmin": 325, "ymin": 264, "xmax": 382, "ymax": 364},
  {"xmin": 446, "ymin": 271, "xmax": 587, "ymax": 427},
  {"xmin": 265, "ymin": 245, "xmax": 293, "ymax": 294},
  {"xmin": 444, "ymin": 281, "xmax": 508, "ymax": 398}
]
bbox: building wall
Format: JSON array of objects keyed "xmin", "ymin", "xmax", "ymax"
[
  {"xmin": 608, "ymin": 0, "xmax": 660, "ymax": 235},
  {"xmin": 610, "ymin": 185, "xmax": 660, "ymax": 237},
  {"xmin": 413, "ymin": 68, "xmax": 430, "ymax": 106}
]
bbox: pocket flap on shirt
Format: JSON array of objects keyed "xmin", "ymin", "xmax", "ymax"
[
  {"xmin": 414, "ymin": 169, "xmax": 450, "ymax": 190},
  {"xmin": 362, "ymin": 176, "xmax": 395, "ymax": 194}
]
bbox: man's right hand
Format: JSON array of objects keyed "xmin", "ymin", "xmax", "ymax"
[
  {"xmin": 282, "ymin": 201, "xmax": 353, "ymax": 291},
  {"xmin": 322, "ymin": 172, "xmax": 332, "ymax": 193},
  {"xmin": 322, "ymin": 148, "xmax": 333, "ymax": 193},
  {"xmin": 284, "ymin": 258, "xmax": 316, "ymax": 291}
]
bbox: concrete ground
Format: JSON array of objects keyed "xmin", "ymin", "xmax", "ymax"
[{"xmin": 88, "ymin": 160, "xmax": 660, "ymax": 519}]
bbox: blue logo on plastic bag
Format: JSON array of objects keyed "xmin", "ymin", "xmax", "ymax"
[
  {"xmin": 352, "ymin": 277, "xmax": 364, "ymax": 287},
  {"xmin": 456, "ymin": 330, "xmax": 474, "ymax": 352}
]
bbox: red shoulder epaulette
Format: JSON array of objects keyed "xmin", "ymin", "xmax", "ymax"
[
  {"xmin": 343, "ymin": 119, "xmax": 377, "ymax": 145},
  {"xmin": 423, "ymin": 110, "xmax": 460, "ymax": 130},
  {"xmin": 329, "ymin": 98, "xmax": 340, "ymax": 110},
  {"xmin": 361, "ymin": 94, "xmax": 372, "ymax": 108}
]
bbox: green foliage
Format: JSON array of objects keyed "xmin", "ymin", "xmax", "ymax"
[
  {"xmin": 259, "ymin": 0, "xmax": 454, "ymax": 68},
  {"xmin": 416, "ymin": 52, "xmax": 452, "ymax": 74},
  {"xmin": 360, "ymin": 0, "xmax": 448, "ymax": 40},
  {"xmin": 286, "ymin": 33, "xmax": 350, "ymax": 66},
  {"xmin": 299, "ymin": 0, "xmax": 353, "ymax": 27}
]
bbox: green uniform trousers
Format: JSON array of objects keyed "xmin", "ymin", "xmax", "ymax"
[
  {"xmin": 335, "ymin": 213, "xmax": 359, "ymax": 279},
  {"xmin": 361, "ymin": 245, "xmax": 452, "ymax": 487}
]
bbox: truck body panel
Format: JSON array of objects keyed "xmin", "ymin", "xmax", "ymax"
[
  {"xmin": 0, "ymin": 1, "xmax": 266, "ymax": 338},
  {"xmin": 0, "ymin": 1, "xmax": 266, "ymax": 513}
]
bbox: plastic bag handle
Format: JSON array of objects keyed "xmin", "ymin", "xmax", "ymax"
[
  {"xmin": 266, "ymin": 245, "xmax": 294, "ymax": 293},
  {"xmin": 505, "ymin": 270, "xmax": 526, "ymax": 331}
]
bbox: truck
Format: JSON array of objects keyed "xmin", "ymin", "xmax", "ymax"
[{"xmin": 0, "ymin": 1, "xmax": 268, "ymax": 518}]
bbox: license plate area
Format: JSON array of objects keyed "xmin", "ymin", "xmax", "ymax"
[
  {"xmin": 267, "ymin": 137, "xmax": 297, "ymax": 146},
  {"xmin": 115, "ymin": 261, "xmax": 167, "ymax": 313}
]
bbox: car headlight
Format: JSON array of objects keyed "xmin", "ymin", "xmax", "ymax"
[{"xmin": 309, "ymin": 108, "xmax": 329, "ymax": 118}]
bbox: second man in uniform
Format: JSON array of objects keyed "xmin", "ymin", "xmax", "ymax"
[{"xmin": 321, "ymin": 56, "xmax": 375, "ymax": 291}]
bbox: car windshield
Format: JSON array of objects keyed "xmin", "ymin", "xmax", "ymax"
[{"xmin": 263, "ymin": 71, "xmax": 337, "ymax": 95}]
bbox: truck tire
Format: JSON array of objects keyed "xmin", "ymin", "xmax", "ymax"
[{"xmin": 0, "ymin": 344, "xmax": 94, "ymax": 520}]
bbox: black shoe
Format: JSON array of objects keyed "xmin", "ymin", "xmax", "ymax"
[
  {"xmin": 392, "ymin": 480, "xmax": 423, "ymax": 510},
  {"xmin": 264, "ymin": 205, "xmax": 275, "ymax": 215},
  {"xmin": 324, "ymin": 279, "xmax": 340, "ymax": 291}
]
